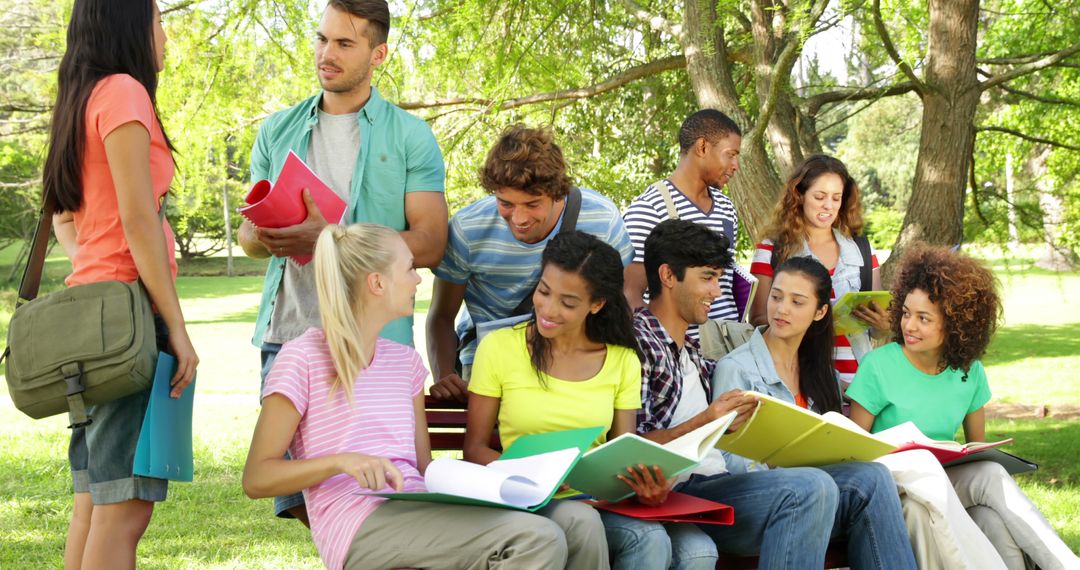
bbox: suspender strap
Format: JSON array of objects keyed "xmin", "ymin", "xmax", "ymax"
[{"xmin": 654, "ymin": 181, "xmax": 679, "ymax": 220}]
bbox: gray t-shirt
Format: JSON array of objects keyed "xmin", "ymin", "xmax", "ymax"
[{"xmin": 264, "ymin": 110, "xmax": 359, "ymax": 344}]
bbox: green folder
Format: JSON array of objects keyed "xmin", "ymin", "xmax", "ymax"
[
  {"xmin": 133, "ymin": 352, "xmax": 195, "ymax": 482},
  {"xmin": 832, "ymin": 291, "xmax": 892, "ymax": 336},
  {"xmin": 717, "ymin": 393, "xmax": 896, "ymax": 467},
  {"xmin": 565, "ymin": 412, "xmax": 737, "ymax": 502},
  {"xmin": 374, "ymin": 426, "xmax": 603, "ymax": 511}
]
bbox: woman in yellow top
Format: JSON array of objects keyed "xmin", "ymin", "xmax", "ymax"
[{"xmin": 465, "ymin": 230, "xmax": 719, "ymax": 570}]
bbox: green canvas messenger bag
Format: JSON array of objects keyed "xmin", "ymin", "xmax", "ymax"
[{"xmin": 1, "ymin": 193, "xmax": 163, "ymax": 428}]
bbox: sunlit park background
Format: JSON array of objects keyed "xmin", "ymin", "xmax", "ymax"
[{"xmin": 2, "ymin": 0, "xmax": 1079, "ymax": 567}]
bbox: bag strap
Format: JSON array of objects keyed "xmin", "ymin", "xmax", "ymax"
[
  {"xmin": 560, "ymin": 187, "xmax": 582, "ymax": 234},
  {"xmin": 854, "ymin": 235, "xmax": 873, "ymax": 292},
  {"xmin": 15, "ymin": 194, "xmax": 57, "ymax": 308},
  {"xmin": 654, "ymin": 180, "xmax": 679, "ymax": 220}
]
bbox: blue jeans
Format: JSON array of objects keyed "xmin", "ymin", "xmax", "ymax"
[
  {"xmin": 260, "ymin": 342, "xmax": 305, "ymax": 518},
  {"xmin": 599, "ymin": 510, "xmax": 717, "ymax": 569},
  {"xmin": 678, "ymin": 464, "xmax": 915, "ymax": 570}
]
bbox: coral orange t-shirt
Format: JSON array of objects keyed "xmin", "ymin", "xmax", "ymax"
[{"xmin": 65, "ymin": 74, "xmax": 177, "ymax": 287}]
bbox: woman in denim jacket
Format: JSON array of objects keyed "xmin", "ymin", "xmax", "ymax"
[{"xmin": 747, "ymin": 155, "xmax": 889, "ymax": 391}]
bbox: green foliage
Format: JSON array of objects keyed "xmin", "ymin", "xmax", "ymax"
[
  {"xmin": 862, "ymin": 206, "xmax": 905, "ymax": 251},
  {"xmin": 834, "ymin": 94, "xmax": 921, "ymax": 209}
]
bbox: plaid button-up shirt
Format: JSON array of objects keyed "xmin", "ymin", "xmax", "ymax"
[{"xmin": 633, "ymin": 307, "xmax": 716, "ymax": 434}]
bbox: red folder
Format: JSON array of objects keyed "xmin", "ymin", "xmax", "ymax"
[
  {"xmin": 240, "ymin": 151, "xmax": 347, "ymax": 265},
  {"xmin": 587, "ymin": 491, "xmax": 734, "ymax": 525},
  {"xmin": 892, "ymin": 438, "xmax": 1014, "ymax": 465}
]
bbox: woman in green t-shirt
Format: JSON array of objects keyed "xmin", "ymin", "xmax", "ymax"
[
  {"xmin": 848, "ymin": 246, "xmax": 1078, "ymax": 570},
  {"xmin": 464, "ymin": 230, "xmax": 718, "ymax": 570}
]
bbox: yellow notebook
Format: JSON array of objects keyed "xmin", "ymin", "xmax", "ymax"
[
  {"xmin": 832, "ymin": 291, "xmax": 892, "ymax": 336},
  {"xmin": 716, "ymin": 393, "xmax": 897, "ymax": 467}
]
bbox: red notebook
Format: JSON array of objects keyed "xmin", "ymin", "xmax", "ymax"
[
  {"xmin": 892, "ymin": 438, "xmax": 1014, "ymax": 465},
  {"xmin": 240, "ymin": 150, "xmax": 347, "ymax": 265},
  {"xmin": 587, "ymin": 492, "xmax": 734, "ymax": 525}
]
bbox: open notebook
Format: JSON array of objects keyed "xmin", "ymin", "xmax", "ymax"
[{"xmin": 565, "ymin": 411, "xmax": 737, "ymax": 502}]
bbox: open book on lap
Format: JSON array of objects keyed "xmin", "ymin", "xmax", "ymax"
[
  {"xmin": 876, "ymin": 421, "xmax": 1036, "ymax": 474},
  {"xmin": 372, "ymin": 426, "xmax": 602, "ymax": 512},
  {"xmin": 717, "ymin": 393, "xmax": 1036, "ymax": 474},
  {"xmin": 564, "ymin": 412, "xmax": 737, "ymax": 502},
  {"xmin": 716, "ymin": 393, "xmax": 896, "ymax": 467}
]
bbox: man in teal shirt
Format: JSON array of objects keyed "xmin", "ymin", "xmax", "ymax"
[{"xmin": 238, "ymin": 0, "xmax": 446, "ymax": 524}]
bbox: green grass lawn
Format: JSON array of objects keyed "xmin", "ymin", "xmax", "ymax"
[{"xmin": 0, "ymin": 248, "xmax": 1077, "ymax": 567}]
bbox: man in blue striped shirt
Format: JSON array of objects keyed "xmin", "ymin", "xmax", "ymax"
[
  {"xmin": 623, "ymin": 110, "xmax": 743, "ymax": 330},
  {"xmin": 427, "ymin": 125, "xmax": 633, "ymax": 401}
]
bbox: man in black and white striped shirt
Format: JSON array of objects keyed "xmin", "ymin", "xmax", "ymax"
[{"xmin": 623, "ymin": 109, "xmax": 742, "ymax": 328}]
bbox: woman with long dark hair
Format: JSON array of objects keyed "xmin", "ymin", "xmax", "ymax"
[
  {"xmin": 465, "ymin": 230, "xmax": 718, "ymax": 569},
  {"xmin": 713, "ymin": 257, "xmax": 844, "ymax": 467},
  {"xmin": 747, "ymin": 155, "xmax": 889, "ymax": 391},
  {"xmin": 42, "ymin": 1, "xmax": 198, "ymax": 568}
]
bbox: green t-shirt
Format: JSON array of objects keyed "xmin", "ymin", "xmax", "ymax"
[{"xmin": 847, "ymin": 342, "xmax": 991, "ymax": 441}]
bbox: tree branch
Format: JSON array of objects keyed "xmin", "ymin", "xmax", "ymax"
[
  {"xmin": 805, "ymin": 81, "xmax": 916, "ymax": 116},
  {"xmin": 750, "ymin": 0, "xmax": 830, "ymax": 146},
  {"xmin": 871, "ymin": 0, "xmax": 925, "ymax": 94},
  {"xmin": 981, "ymin": 74, "xmax": 1080, "ymax": 108},
  {"xmin": 398, "ymin": 55, "xmax": 686, "ymax": 111},
  {"xmin": 979, "ymin": 41, "xmax": 1080, "ymax": 91},
  {"xmin": 0, "ymin": 103, "xmax": 49, "ymax": 113},
  {"xmin": 977, "ymin": 50, "xmax": 1057, "ymax": 65},
  {"xmin": 619, "ymin": 0, "xmax": 682, "ymax": 42},
  {"xmin": 977, "ymin": 125, "xmax": 1080, "ymax": 152}
]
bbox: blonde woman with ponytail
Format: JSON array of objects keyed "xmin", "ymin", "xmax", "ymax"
[{"xmin": 243, "ymin": 224, "xmax": 570, "ymax": 570}]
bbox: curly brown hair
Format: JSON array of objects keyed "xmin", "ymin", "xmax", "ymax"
[
  {"xmin": 889, "ymin": 246, "xmax": 1002, "ymax": 373},
  {"xmin": 759, "ymin": 155, "xmax": 865, "ymax": 265},
  {"xmin": 479, "ymin": 124, "xmax": 573, "ymax": 200}
]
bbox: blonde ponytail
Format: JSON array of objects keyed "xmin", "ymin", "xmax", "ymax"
[{"xmin": 313, "ymin": 223, "xmax": 398, "ymax": 401}]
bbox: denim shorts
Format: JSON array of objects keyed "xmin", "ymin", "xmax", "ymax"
[{"xmin": 69, "ymin": 315, "xmax": 170, "ymax": 504}]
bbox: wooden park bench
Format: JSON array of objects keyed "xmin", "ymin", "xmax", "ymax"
[{"xmin": 423, "ymin": 396, "xmax": 850, "ymax": 569}]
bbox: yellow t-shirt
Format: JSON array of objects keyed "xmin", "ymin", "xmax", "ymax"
[{"xmin": 468, "ymin": 324, "xmax": 642, "ymax": 454}]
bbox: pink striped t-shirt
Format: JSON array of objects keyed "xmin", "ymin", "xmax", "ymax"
[
  {"xmin": 262, "ymin": 328, "xmax": 428, "ymax": 570},
  {"xmin": 750, "ymin": 240, "xmax": 879, "ymax": 385}
]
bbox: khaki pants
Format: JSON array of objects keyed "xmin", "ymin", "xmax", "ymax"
[
  {"xmin": 345, "ymin": 499, "xmax": 607, "ymax": 570},
  {"xmin": 948, "ymin": 461, "xmax": 1078, "ymax": 570}
]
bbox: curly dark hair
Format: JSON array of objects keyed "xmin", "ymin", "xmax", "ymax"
[
  {"xmin": 889, "ymin": 246, "xmax": 1002, "ymax": 374},
  {"xmin": 479, "ymin": 124, "xmax": 573, "ymax": 200},
  {"xmin": 760, "ymin": 155, "xmax": 865, "ymax": 265}
]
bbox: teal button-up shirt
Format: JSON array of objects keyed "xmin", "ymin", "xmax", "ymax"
[{"xmin": 249, "ymin": 87, "xmax": 445, "ymax": 347}]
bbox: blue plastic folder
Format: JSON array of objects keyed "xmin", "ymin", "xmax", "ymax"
[{"xmin": 133, "ymin": 352, "xmax": 195, "ymax": 481}]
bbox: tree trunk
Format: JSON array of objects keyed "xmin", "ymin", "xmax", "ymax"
[
  {"xmin": 749, "ymin": 0, "xmax": 804, "ymax": 176},
  {"xmin": 682, "ymin": 0, "xmax": 783, "ymax": 241},
  {"xmin": 883, "ymin": 0, "xmax": 980, "ymax": 283}
]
